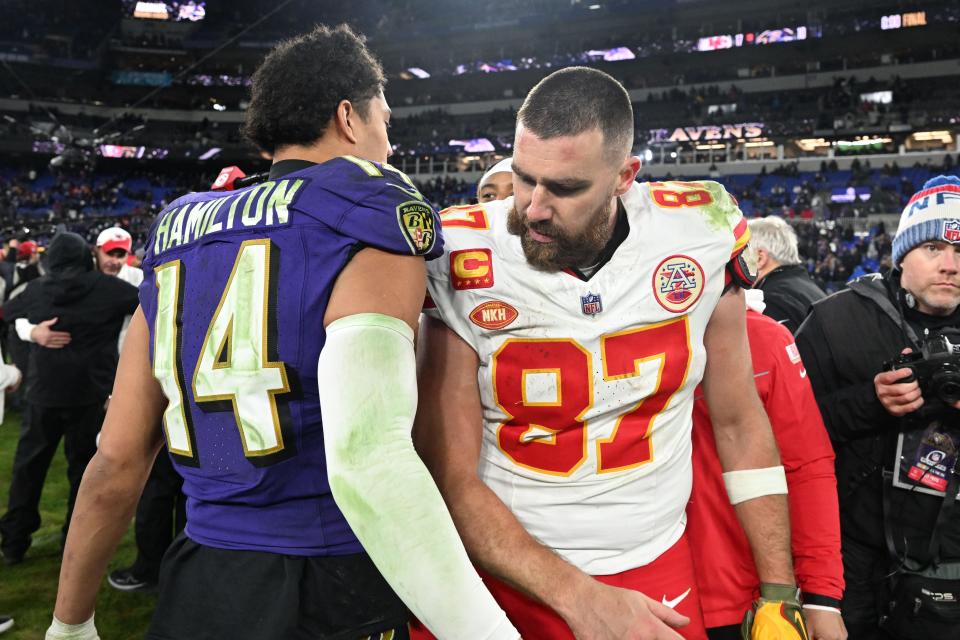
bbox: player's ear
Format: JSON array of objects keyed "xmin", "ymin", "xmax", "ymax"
[
  {"xmin": 613, "ymin": 156, "xmax": 641, "ymax": 197},
  {"xmin": 334, "ymin": 99, "xmax": 360, "ymax": 145}
]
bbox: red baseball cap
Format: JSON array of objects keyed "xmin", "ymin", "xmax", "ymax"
[
  {"xmin": 16, "ymin": 241, "xmax": 37, "ymax": 260},
  {"xmin": 97, "ymin": 227, "xmax": 132, "ymax": 254}
]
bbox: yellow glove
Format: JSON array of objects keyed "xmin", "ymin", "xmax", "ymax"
[{"xmin": 741, "ymin": 584, "xmax": 809, "ymax": 640}]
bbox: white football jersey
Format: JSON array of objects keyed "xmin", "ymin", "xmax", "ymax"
[{"xmin": 424, "ymin": 180, "xmax": 749, "ymax": 575}]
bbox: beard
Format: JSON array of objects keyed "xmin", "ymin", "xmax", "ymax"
[{"xmin": 506, "ymin": 197, "xmax": 615, "ymax": 272}]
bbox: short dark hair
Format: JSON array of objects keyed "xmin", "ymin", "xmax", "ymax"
[
  {"xmin": 242, "ymin": 23, "xmax": 385, "ymax": 155},
  {"xmin": 517, "ymin": 66, "xmax": 634, "ymax": 162}
]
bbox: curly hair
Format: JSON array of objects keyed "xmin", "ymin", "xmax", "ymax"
[{"xmin": 242, "ymin": 23, "xmax": 385, "ymax": 155}]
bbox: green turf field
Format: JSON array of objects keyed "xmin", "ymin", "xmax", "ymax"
[{"xmin": 0, "ymin": 412, "xmax": 155, "ymax": 639}]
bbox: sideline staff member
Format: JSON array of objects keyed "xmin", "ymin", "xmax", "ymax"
[{"xmin": 796, "ymin": 175, "xmax": 960, "ymax": 638}]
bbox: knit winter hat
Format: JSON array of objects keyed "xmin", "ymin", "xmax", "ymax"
[{"xmin": 892, "ymin": 175, "xmax": 960, "ymax": 265}]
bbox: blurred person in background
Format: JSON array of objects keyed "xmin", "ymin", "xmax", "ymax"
[
  {"xmin": 476, "ymin": 157, "xmax": 513, "ymax": 203},
  {"xmin": 4, "ymin": 239, "xmax": 43, "ymax": 419},
  {"xmin": 93, "ymin": 227, "xmax": 142, "ymax": 287},
  {"xmin": 0, "ymin": 232, "xmax": 138, "ymax": 566},
  {"xmin": 749, "ymin": 216, "xmax": 825, "ymax": 334},
  {"xmin": 796, "ymin": 176, "xmax": 960, "ymax": 639},
  {"xmin": 688, "ymin": 288, "xmax": 845, "ymax": 640},
  {"xmin": 0, "ymin": 332, "xmax": 22, "ymax": 633}
]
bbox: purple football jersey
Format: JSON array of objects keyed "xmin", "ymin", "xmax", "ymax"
[{"xmin": 139, "ymin": 156, "xmax": 442, "ymax": 555}]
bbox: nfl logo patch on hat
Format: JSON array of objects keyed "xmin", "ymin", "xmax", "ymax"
[{"xmin": 943, "ymin": 219, "xmax": 960, "ymax": 243}]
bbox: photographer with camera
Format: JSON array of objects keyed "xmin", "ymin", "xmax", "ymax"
[{"xmin": 795, "ymin": 175, "xmax": 960, "ymax": 639}]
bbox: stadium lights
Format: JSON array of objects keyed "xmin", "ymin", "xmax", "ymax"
[
  {"xmin": 695, "ymin": 143, "xmax": 726, "ymax": 150},
  {"xmin": 912, "ymin": 131, "xmax": 953, "ymax": 143},
  {"xmin": 833, "ymin": 137, "xmax": 892, "ymax": 147},
  {"xmin": 744, "ymin": 140, "xmax": 775, "ymax": 148},
  {"xmin": 795, "ymin": 138, "xmax": 830, "ymax": 152}
]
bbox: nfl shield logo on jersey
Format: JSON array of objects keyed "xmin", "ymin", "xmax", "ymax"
[
  {"xmin": 581, "ymin": 292, "xmax": 603, "ymax": 316},
  {"xmin": 943, "ymin": 219, "xmax": 960, "ymax": 242}
]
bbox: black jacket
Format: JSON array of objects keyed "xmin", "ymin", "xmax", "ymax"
[
  {"xmin": 3, "ymin": 232, "xmax": 139, "ymax": 407},
  {"xmin": 795, "ymin": 272, "xmax": 960, "ymax": 563},
  {"xmin": 756, "ymin": 263, "xmax": 826, "ymax": 335}
]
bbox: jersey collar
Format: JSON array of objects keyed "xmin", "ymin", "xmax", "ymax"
[
  {"xmin": 269, "ymin": 159, "xmax": 318, "ymax": 180},
  {"xmin": 562, "ymin": 198, "xmax": 630, "ymax": 281}
]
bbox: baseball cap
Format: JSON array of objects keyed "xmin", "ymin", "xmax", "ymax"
[
  {"xmin": 16, "ymin": 240, "xmax": 37, "ymax": 260},
  {"xmin": 97, "ymin": 227, "xmax": 132, "ymax": 254}
]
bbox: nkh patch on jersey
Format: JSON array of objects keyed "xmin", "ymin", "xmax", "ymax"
[{"xmin": 470, "ymin": 300, "xmax": 518, "ymax": 330}]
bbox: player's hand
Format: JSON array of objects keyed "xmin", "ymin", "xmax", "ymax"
[
  {"xmin": 741, "ymin": 584, "xmax": 809, "ymax": 640},
  {"xmin": 875, "ymin": 349, "xmax": 923, "ymax": 416},
  {"xmin": 32, "ymin": 317, "xmax": 72, "ymax": 349},
  {"xmin": 803, "ymin": 608, "xmax": 846, "ymax": 640},
  {"xmin": 565, "ymin": 579, "xmax": 688, "ymax": 640},
  {"xmin": 45, "ymin": 615, "xmax": 100, "ymax": 640}
]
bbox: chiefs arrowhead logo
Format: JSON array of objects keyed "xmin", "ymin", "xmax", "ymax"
[{"xmin": 469, "ymin": 300, "xmax": 518, "ymax": 330}]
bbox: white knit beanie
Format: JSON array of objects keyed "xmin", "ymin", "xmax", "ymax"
[{"xmin": 892, "ymin": 175, "xmax": 960, "ymax": 265}]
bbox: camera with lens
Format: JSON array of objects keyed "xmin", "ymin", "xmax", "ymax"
[{"xmin": 885, "ymin": 332, "xmax": 960, "ymax": 410}]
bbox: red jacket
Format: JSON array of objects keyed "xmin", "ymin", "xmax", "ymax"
[{"xmin": 687, "ymin": 309, "xmax": 843, "ymax": 628}]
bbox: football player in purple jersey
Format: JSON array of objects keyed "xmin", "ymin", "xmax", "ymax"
[{"xmin": 47, "ymin": 24, "xmax": 517, "ymax": 640}]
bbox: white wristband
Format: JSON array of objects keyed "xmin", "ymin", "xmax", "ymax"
[
  {"xmin": 803, "ymin": 604, "xmax": 842, "ymax": 614},
  {"xmin": 722, "ymin": 465, "xmax": 788, "ymax": 505}
]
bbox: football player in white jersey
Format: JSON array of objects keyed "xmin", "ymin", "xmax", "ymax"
[{"xmin": 412, "ymin": 67, "xmax": 807, "ymax": 640}]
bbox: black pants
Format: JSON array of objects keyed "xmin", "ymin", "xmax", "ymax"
[
  {"xmin": 147, "ymin": 535, "xmax": 409, "ymax": 640},
  {"xmin": 707, "ymin": 626, "xmax": 740, "ymax": 640},
  {"xmin": 130, "ymin": 448, "xmax": 186, "ymax": 582},
  {"xmin": 0, "ymin": 403, "xmax": 103, "ymax": 558},
  {"xmin": 841, "ymin": 534, "xmax": 897, "ymax": 640}
]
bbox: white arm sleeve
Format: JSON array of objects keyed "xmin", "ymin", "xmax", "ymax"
[
  {"xmin": 318, "ymin": 313, "xmax": 518, "ymax": 640},
  {"xmin": 15, "ymin": 318, "xmax": 35, "ymax": 343}
]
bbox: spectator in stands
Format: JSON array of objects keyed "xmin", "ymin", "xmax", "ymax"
[
  {"xmin": 796, "ymin": 176, "xmax": 960, "ymax": 639},
  {"xmin": 476, "ymin": 157, "xmax": 513, "ymax": 203},
  {"xmin": 0, "ymin": 232, "xmax": 138, "ymax": 565},
  {"xmin": 748, "ymin": 216, "xmax": 826, "ymax": 334},
  {"xmin": 688, "ymin": 288, "xmax": 845, "ymax": 640}
]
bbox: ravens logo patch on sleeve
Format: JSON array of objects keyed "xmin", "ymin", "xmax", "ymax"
[{"xmin": 396, "ymin": 200, "xmax": 437, "ymax": 255}]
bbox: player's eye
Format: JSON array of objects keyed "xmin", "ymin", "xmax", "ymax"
[{"xmin": 550, "ymin": 185, "xmax": 583, "ymax": 197}]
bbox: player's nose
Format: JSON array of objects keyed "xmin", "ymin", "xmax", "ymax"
[{"xmin": 525, "ymin": 185, "xmax": 552, "ymax": 223}]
